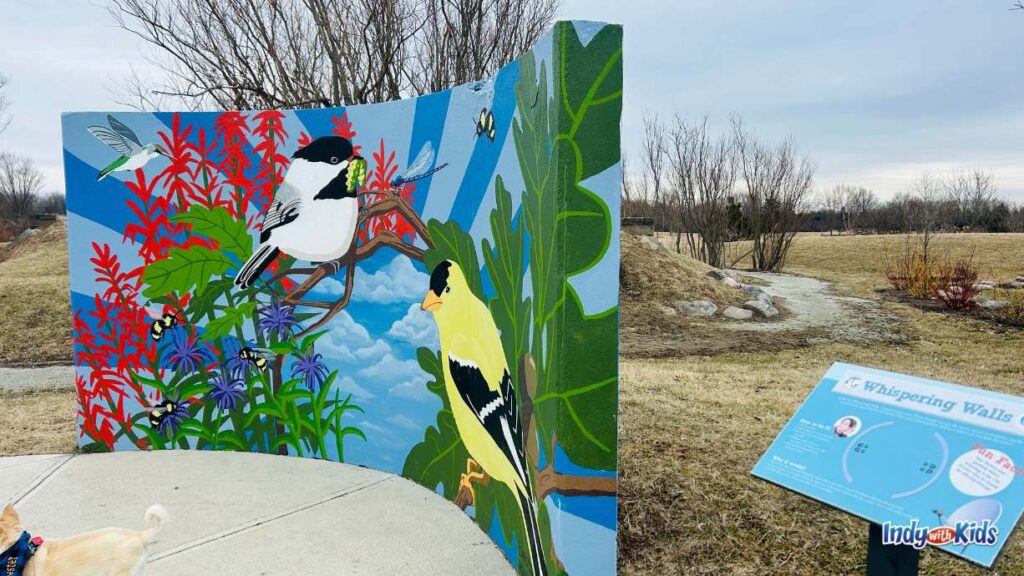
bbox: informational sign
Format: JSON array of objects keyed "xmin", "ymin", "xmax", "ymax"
[{"xmin": 753, "ymin": 363, "xmax": 1024, "ymax": 568}]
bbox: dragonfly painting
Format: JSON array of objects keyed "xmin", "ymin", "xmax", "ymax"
[{"xmin": 391, "ymin": 142, "xmax": 448, "ymax": 187}]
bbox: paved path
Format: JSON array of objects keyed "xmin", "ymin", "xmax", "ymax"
[
  {"xmin": 0, "ymin": 365, "xmax": 75, "ymax": 392},
  {"xmin": 726, "ymin": 271, "xmax": 896, "ymax": 343},
  {"xmin": 1, "ymin": 451, "xmax": 514, "ymax": 575}
]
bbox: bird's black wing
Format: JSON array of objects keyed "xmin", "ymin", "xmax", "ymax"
[
  {"xmin": 448, "ymin": 354, "xmax": 530, "ymax": 491},
  {"xmin": 259, "ymin": 199, "xmax": 301, "ymax": 242}
]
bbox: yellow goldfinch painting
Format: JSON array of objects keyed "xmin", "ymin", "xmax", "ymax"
[{"xmin": 421, "ymin": 260, "xmax": 548, "ymax": 576}]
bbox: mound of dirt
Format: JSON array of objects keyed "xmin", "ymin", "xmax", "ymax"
[
  {"xmin": 0, "ymin": 219, "xmax": 69, "ymax": 269},
  {"xmin": 620, "ymin": 232, "xmax": 746, "ymax": 314}
]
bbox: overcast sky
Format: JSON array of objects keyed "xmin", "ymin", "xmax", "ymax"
[{"xmin": 2, "ymin": 1, "xmax": 1023, "ymax": 201}]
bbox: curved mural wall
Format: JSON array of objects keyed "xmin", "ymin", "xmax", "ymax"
[{"xmin": 61, "ymin": 20, "xmax": 621, "ymax": 576}]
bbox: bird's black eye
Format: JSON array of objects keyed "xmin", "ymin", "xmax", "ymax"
[
  {"xmin": 445, "ymin": 286, "xmax": 450, "ymax": 294},
  {"xmin": 330, "ymin": 156, "xmax": 340, "ymax": 164}
]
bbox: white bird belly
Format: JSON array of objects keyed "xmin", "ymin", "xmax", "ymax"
[{"xmin": 272, "ymin": 198, "xmax": 359, "ymax": 261}]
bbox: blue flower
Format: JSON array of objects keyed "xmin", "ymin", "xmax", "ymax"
[
  {"xmin": 258, "ymin": 299, "xmax": 298, "ymax": 341},
  {"xmin": 163, "ymin": 330, "xmax": 214, "ymax": 373},
  {"xmin": 291, "ymin": 350, "xmax": 329, "ymax": 390},
  {"xmin": 208, "ymin": 373, "xmax": 247, "ymax": 411},
  {"xmin": 222, "ymin": 338, "xmax": 252, "ymax": 380},
  {"xmin": 153, "ymin": 399, "xmax": 190, "ymax": 437}
]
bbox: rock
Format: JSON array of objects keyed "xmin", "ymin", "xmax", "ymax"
[
  {"xmin": 1009, "ymin": 281, "xmax": 1024, "ymax": 290},
  {"xmin": 14, "ymin": 228, "xmax": 38, "ymax": 241},
  {"xmin": 1017, "ymin": 276, "xmax": 1024, "ymax": 283},
  {"xmin": 974, "ymin": 280, "xmax": 996, "ymax": 291},
  {"xmin": 743, "ymin": 299, "xmax": 779, "ymax": 318},
  {"xmin": 675, "ymin": 299, "xmax": 718, "ymax": 317},
  {"xmin": 979, "ymin": 299, "xmax": 1010, "ymax": 311},
  {"xmin": 655, "ymin": 303, "xmax": 677, "ymax": 317},
  {"xmin": 741, "ymin": 285, "xmax": 773, "ymax": 304},
  {"xmin": 722, "ymin": 306, "xmax": 754, "ymax": 320},
  {"xmin": 707, "ymin": 269, "xmax": 728, "ymax": 281},
  {"xmin": 722, "ymin": 269, "xmax": 740, "ymax": 281},
  {"xmin": 722, "ymin": 277, "xmax": 742, "ymax": 289}
]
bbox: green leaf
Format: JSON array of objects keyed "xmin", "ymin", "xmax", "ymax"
[
  {"xmin": 423, "ymin": 219, "xmax": 483, "ymax": 300},
  {"xmin": 142, "ymin": 246, "xmax": 234, "ymax": 299},
  {"xmin": 553, "ymin": 22, "xmax": 623, "ymax": 180},
  {"xmin": 401, "ymin": 348, "xmax": 470, "ymax": 499},
  {"xmin": 268, "ymin": 341, "xmax": 298, "ymax": 355},
  {"xmin": 482, "ymin": 177, "xmax": 531, "ymax": 373},
  {"xmin": 185, "ymin": 277, "xmax": 235, "ymax": 324},
  {"xmin": 172, "ymin": 205, "xmax": 253, "ymax": 260},
  {"xmin": 201, "ymin": 301, "xmax": 257, "ymax": 342},
  {"xmin": 300, "ymin": 329, "xmax": 329, "ymax": 353}
]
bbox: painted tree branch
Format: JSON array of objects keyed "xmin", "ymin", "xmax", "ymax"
[{"xmin": 279, "ymin": 192, "xmax": 431, "ymax": 338}]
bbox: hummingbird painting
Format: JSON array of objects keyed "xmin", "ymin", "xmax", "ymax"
[{"xmin": 87, "ymin": 115, "xmax": 168, "ymax": 181}]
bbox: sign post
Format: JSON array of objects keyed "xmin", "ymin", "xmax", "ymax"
[
  {"xmin": 753, "ymin": 363, "xmax": 1024, "ymax": 570},
  {"xmin": 867, "ymin": 523, "xmax": 919, "ymax": 576}
]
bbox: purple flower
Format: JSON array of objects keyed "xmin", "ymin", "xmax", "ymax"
[
  {"xmin": 291, "ymin": 350, "xmax": 329, "ymax": 390},
  {"xmin": 153, "ymin": 399, "xmax": 190, "ymax": 437},
  {"xmin": 222, "ymin": 338, "xmax": 252, "ymax": 380},
  {"xmin": 163, "ymin": 330, "xmax": 214, "ymax": 373},
  {"xmin": 258, "ymin": 299, "xmax": 298, "ymax": 341},
  {"xmin": 208, "ymin": 373, "xmax": 247, "ymax": 411}
]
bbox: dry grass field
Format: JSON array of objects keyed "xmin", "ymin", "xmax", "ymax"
[
  {"xmin": 620, "ymin": 232, "xmax": 1024, "ymax": 575},
  {"xmin": 0, "ymin": 221, "xmax": 72, "ymax": 366}
]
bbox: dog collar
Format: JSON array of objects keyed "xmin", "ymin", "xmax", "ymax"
[{"xmin": 1, "ymin": 532, "xmax": 41, "ymax": 576}]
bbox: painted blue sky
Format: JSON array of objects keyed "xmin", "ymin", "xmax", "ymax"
[{"xmin": 2, "ymin": 1, "xmax": 1023, "ymax": 201}]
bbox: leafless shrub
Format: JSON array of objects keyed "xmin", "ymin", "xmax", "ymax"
[
  {"xmin": 732, "ymin": 119, "xmax": 815, "ymax": 272},
  {"xmin": 935, "ymin": 253, "xmax": 980, "ymax": 310},
  {"xmin": 110, "ymin": 0, "xmax": 559, "ymax": 110},
  {"xmin": 666, "ymin": 116, "xmax": 735, "ymax": 267}
]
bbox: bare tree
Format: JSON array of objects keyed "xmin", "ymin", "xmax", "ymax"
[
  {"xmin": 732, "ymin": 119, "xmax": 815, "ymax": 271},
  {"xmin": 844, "ymin": 186, "xmax": 877, "ymax": 233},
  {"xmin": 0, "ymin": 73, "xmax": 10, "ymax": 135},
  {"xmin": 907, "ymin": 172, "xmax": 945, "ymax": 263},
  {"xmin": 0, "ymin": 153, "xmax": 44, "ymax": 221},
  {"xmin": 638, "ymin": 113, "xmax": 669, "ymax": 232},
  {"xmin": 666, "ymin": 116, "xmax": 735, "ymax": 266},
  {"xmin": 945, "ymin": 168, "xmax": 997, "ymax": 229},
  {"xmin": 110, "ymin": 0, "xmax": 558, "ymax": 110}
]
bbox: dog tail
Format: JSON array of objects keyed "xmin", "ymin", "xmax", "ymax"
[{"xmin": 142, "ymin": 504, "xmax": 168, "ymax": 545}]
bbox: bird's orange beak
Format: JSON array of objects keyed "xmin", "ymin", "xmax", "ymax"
[{"xmin": 421, "ymin": 291, "xmax": 443, "ymax": 312}]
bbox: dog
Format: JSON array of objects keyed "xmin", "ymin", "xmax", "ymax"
[{"xmin": 0, "ymin": 502, "xmax": 167, "ymax": 576}]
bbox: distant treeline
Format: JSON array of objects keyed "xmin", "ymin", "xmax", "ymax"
[{"xmin": 625, "ymin": 165, "xmax": 1024, "ymax": 242}]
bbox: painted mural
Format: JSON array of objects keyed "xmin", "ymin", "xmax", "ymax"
[{"xmin": 61, "ymin": 20, "xmax": 621, "ymax": 576}]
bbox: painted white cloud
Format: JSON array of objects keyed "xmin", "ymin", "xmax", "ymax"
[
  {"xmin": 388, "ymin": 374, "xmax": 435, "ymax": 403},
  {"xmin": 317, "ymin": 276, "xmax": 345, "ymax": 296},
  {"xmin": 358, "ymin": 352, "xmax": 423, "ymax": 380},
  {"xmin": 337, "ymin": 375, "xmax": 375, "ymax": 400},
  {"xmin": 317, "ymin": 310, "xmax": 373, "ymax": 362},
  {"xmin": 387, "ymin": 304, "xmax": 439, "ymax": 349},
  {"xmin": 352, "ymin": 256, "xmax": 429, "ymax": 304},
  {"xmin": 386, "ymin": 414, "xmax": 421, "ymax": 431},
  {"xmin": 354, "ymin": 339, "xmax": 391, "ymax": 361}
]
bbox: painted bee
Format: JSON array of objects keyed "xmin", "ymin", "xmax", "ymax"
[
  {"xmin": 148, "ymin": 399, "xmax": 179, "ymax": 429},
  {"xmin": 238, "ymin": 347, "xmax": 271, "ymax": 372},
  {"xmin": 475, "ymin": 108, "xmax": 495, "ymax": 141},
  {"xmin": 149, "ymin": 313, "xmax": 178, "ymax": 341}
]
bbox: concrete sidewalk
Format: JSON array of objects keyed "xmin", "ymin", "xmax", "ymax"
[
  {"xmin": 1, "ymin": 451, "xmax": 515, "ymax": 575},
  {"xmin": 0, "ymin": 365, "xmax": 75, "ymax": 392}
]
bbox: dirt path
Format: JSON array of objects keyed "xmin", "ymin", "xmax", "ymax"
[
  {"xmin": 622, "ymin": 270, "xmax": 899, "ymax": 358},
  {"xmin": 726, "ymin": 271, "xmax": 896, "ymax": 344}
]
